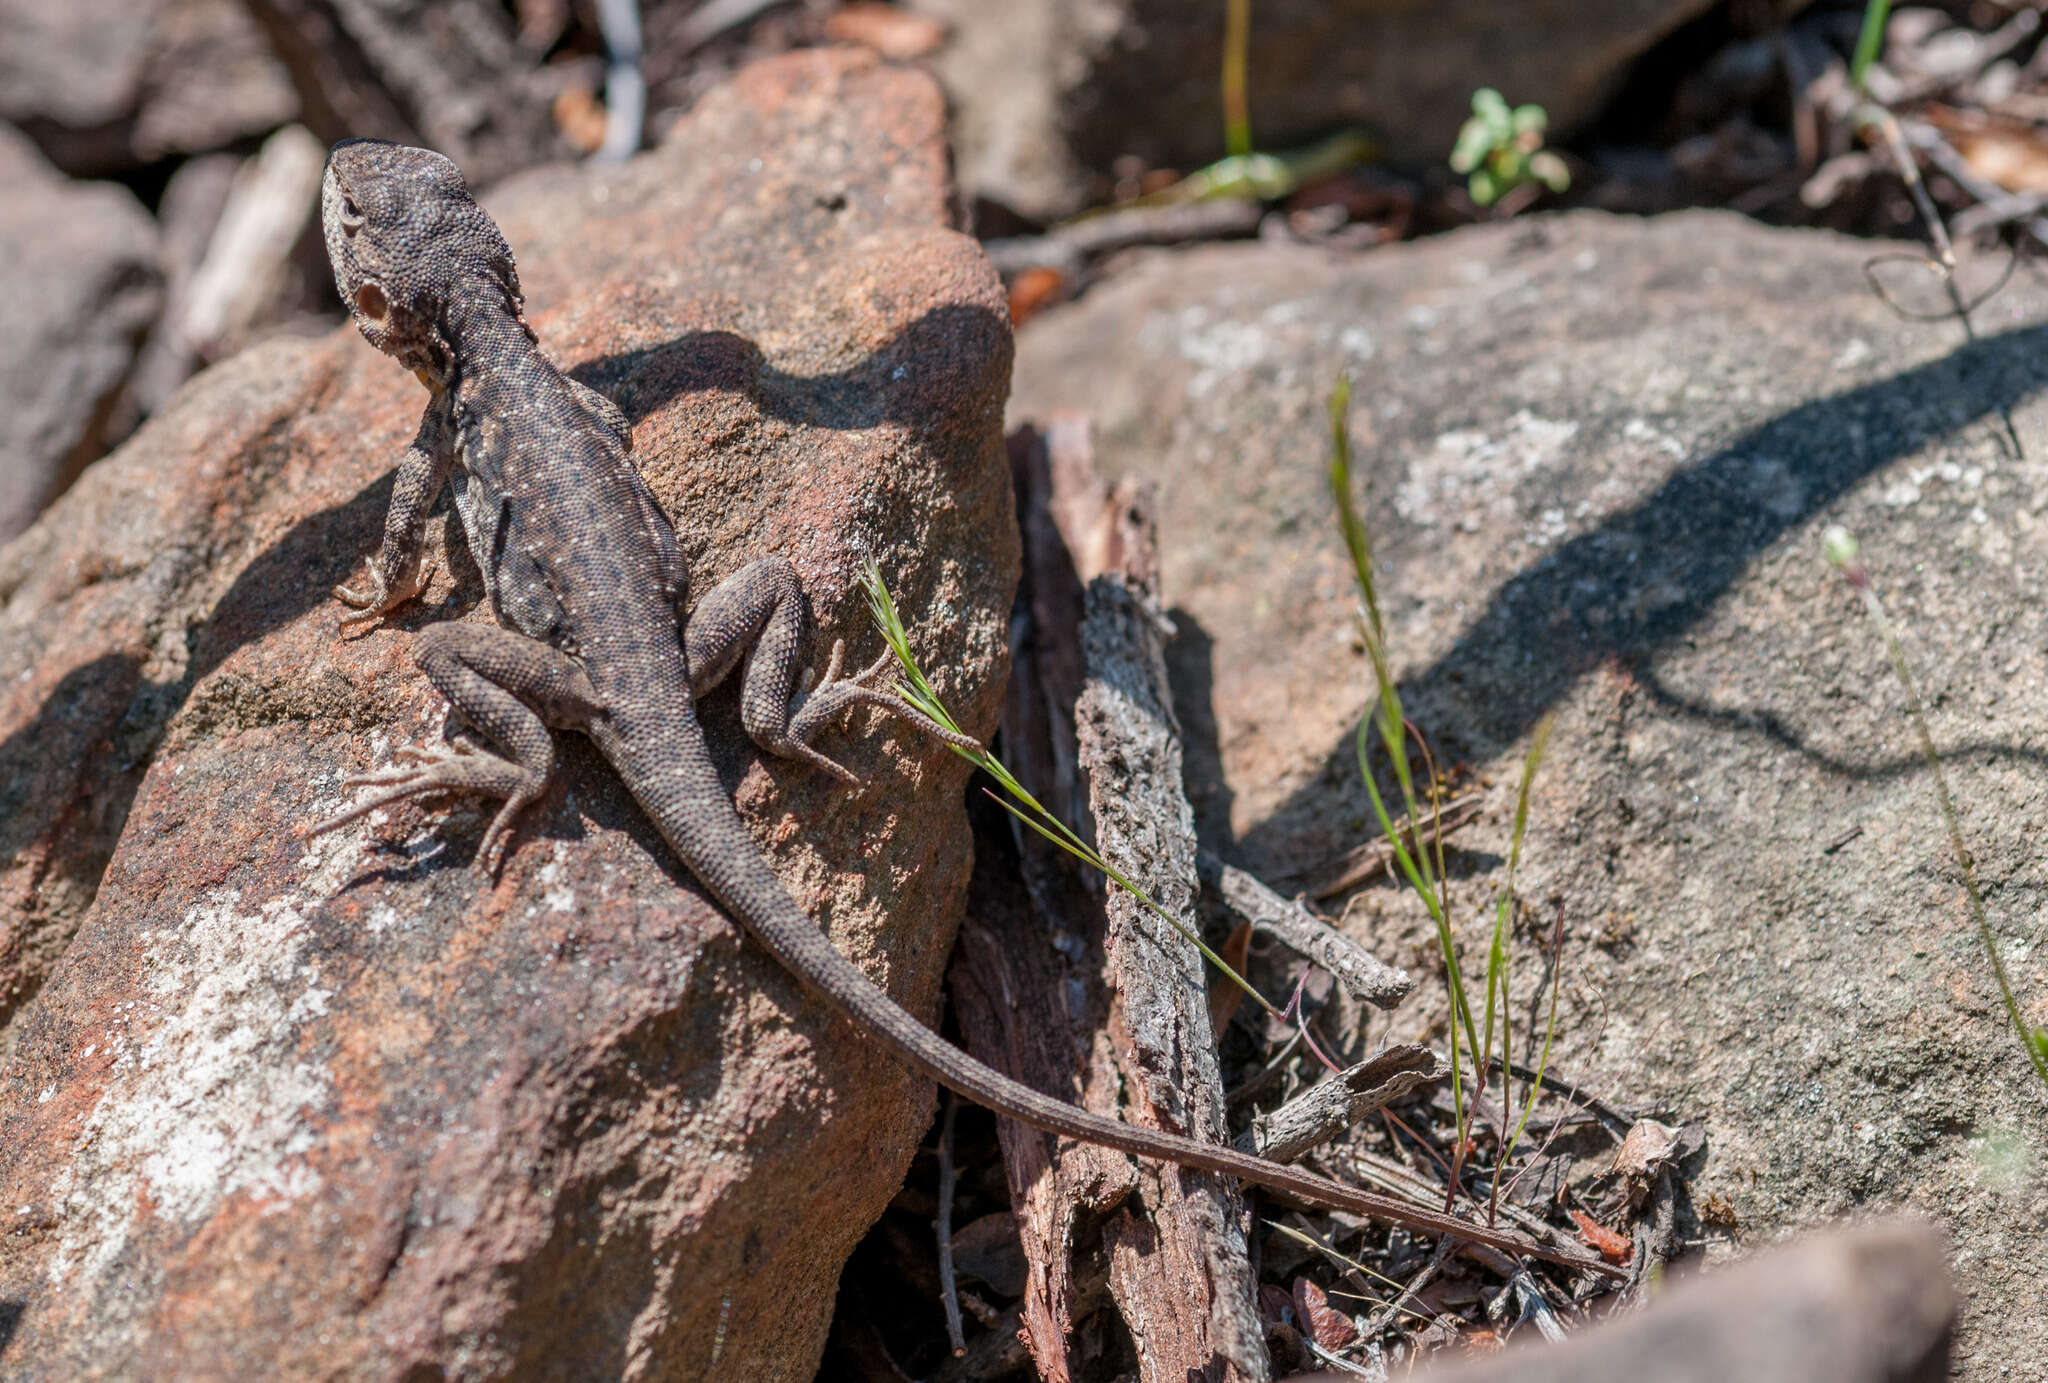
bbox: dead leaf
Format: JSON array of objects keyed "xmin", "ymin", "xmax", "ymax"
[
  {"xmin": 1570, "ymin": 1209, "xmax": 1634, "ymax": 1265},
  {"xmin": 824, "ymin": 3, "xmax": 948, "ymax": 60},
  {"xmin": 1699, "ymin": 1191, "xmax": 1742, "ymax": 1229},
  {"xmin": 552, "ymin": 85, "xmax": 607, "ymax": 156},
  {"xmin": 1007, "ymin": 266, "xmax": 1068, "ymax": 326},
  {"xmin": 1463, "ymin": 1328, "xmax": 1506, "ymax": 1354},
  {"xmin": 1609, "ymin": 1117, "xmax": 1680, "ymax": 1180},
  {"xmin": 1206, "ymin": 922, "xmax": 1254, "ymax": 1033},
  {"xmin": 1292, "ymin": 1277, "xmax": 1358, "ymax": 1350},
  {"xmin": 1923, "ymin": 105, "xmax": 2048, "ymax": 194}
]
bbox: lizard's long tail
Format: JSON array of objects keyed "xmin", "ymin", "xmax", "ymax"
[{"xmin": 598, "ymin": 715, "xmax": 1620, "ymax": 1280}]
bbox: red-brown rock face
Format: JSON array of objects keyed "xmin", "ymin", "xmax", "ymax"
[{"xmin": 0, "ymin": 49, "xmax": 1015, "ymax": 1381}]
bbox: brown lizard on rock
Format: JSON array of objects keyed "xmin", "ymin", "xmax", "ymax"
[{"xmin": 309, "ymin": 137, "xmax": 1617, "ymax": 1279}]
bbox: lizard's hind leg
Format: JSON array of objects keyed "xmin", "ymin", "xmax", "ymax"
[
  {"xmin": 683, "ymin": 556, "xmax": 978, "ymax": 783},
  {"xmin": 314, "ymin": 623, "xmax": 600, "ymax": 873}
]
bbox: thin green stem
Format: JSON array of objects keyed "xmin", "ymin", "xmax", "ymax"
[
  {"xmin": 1850, "ymin": 0, "xmax": 1892, "ymax": 96},
  {"xmin": 860, "ymin": 561, "xmax": 1286, "ymax": 1020},
  {"xmin": 1222, "ymin": 0, "xmax": 1252, "ymax": 158},
  {"xmin": 1824, "ymin": 529, "xmax": 2048, "ymax": 1097}
]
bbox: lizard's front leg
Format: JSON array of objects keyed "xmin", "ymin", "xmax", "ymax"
[
  {"xmin": 335, "ymin": 406, "xmax": 455, "ymax": 630},
  {"xmin": 313, "ymin": 622, "xmax": 601, "ymax": 872},
  {"xmin": 684, "ymin": 556, "xmax": 979, "ymax": 783}
]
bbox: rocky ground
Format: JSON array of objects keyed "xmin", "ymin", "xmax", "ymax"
[
  {"xmin": 0, "ymin": 51, "xmax": 1013, "ymax": 1379},
  {"xmin": 6, "ymin": 1, "xmax": 2048, "ymax": 1380},
  {"xmin": 1008, "ymin": 207, "xmax": 2048, "ymax": 1375}
]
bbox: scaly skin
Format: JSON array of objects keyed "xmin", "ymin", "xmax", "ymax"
[{"xmin": 311, "ymin": 138, "xmax": 1620, "ymax": 1281}]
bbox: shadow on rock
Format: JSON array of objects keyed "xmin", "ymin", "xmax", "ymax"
[
  {"xmin": 1238, "ymin": 320, "xmax": 2048, "ymax": 864},
  {"xmin": 568, "ymin": 304, "xmax": 1011, "ymax": 434}
]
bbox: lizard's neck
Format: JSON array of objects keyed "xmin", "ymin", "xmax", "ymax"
[{"xmin": 437, "ymin": 277, "xmax": 541, "ymax": 397}]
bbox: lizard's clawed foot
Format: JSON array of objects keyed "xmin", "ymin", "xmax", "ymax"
[
  {"xmin": 775, "ymin": 639, "xmax": 983, "ymax": 783},
  {"xmin": 334, "ymin": 555, "xmax": 434, "ymax": 634},
  {"xmin": 310, "ymin": 740, "xmax": 540, "ymax": 875}
]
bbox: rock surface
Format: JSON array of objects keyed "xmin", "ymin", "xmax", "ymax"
[
  {"xmin": 907, "ymin": 0, "xmax": 1722, "ymax": 219},
  {"xmin": 1425, "ymin": 1219, "xmax": 1954, "ymax": 1383},
  {"xmin": 0, "ymin": 0, "xmax": 295, "ymax": 175},
  {"xmin": 0, "ymin": 125, "xmax": 162, "ymax": 545},
  {"xmin": 239, "ymin": 0, "xmax": 581, "ymax": 191},
  {"xmin": 1011, "ymin": 210, "xmax": 2048, "ymax": 1373},
  {"xmin": 0, "ymin": 48, "xmax": 1014, "ymax": 1381}
]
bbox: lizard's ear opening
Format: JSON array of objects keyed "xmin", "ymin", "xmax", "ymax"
[{"xmin": 355, "ymin": 282, "xmax": 389, "ymax": 323}]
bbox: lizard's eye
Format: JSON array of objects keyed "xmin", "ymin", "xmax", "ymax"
[{"xmin": 339, "ymin": 195, "xmax": 365, "ymax": 231}]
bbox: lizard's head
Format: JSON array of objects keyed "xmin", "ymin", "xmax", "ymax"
[{"xmin": 322, "ymin": 139, "xmax": 531, "ymax": 384}]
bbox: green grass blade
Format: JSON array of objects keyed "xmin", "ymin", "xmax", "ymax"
[
  {"xmin": 1850, "ymin": 0, "xmax": 1892, "ymax": 96},
  {"xmin": 862, "ymin": 560, "xmax": 1285, "ymax": 1020},
  {"xmin": 1823, "ymin": 529, "xmax": 2048, "ymax": 1097}
]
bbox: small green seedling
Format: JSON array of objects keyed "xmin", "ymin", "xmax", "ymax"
[{"xmin": 1450, "ymin": 89, "xmax": 1569, "ymax": 207}]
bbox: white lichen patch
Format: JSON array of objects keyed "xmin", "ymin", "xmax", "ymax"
[
  {"xmin": 297, "ymin": 808, "xmax": 384, "ymax": 898},
  {"xmin": 44, "ymin": 889, "xmax": 334, "ymax": 1292},
  {"xmin": 534, "ymin": 840, "xmax": 577, "ymax": 915},
  {"xmin": 1882, "ymin": 459, "xmax": 1984, "ymax": 508},
  {"xmin": 1396, "ymin": 411, "xmax": 1583, "ymax": 529}
]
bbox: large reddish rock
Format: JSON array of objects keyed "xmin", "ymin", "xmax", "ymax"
[{"xmin": 0, "ymin": 49, "xmax": 1014, "ymax": 1380}]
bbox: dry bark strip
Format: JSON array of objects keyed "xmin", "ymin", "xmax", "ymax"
[
  {"xmin": 950, "ymin": 418, "xmax": 1267, "ymax": 1382},
  {"xmin": 982, "ymin": 199, "xmax": 1266, "ymax": 277},
  {"xmin": 949, "ymin": 852, "xmax": 1138, "ymax": 1383},
  {"xmin": 1279, "ymin": 790, "xmax": 1486, "ymax": 900},
  {"xmin": 1234, "ymin": 1044, "xmax": 1447, "ymax": 1164},
  {"xmin": 948, "ymin": 420, "xmax": 1157, "ymax": 1382},
  {"xmin": 1078, "ymin": 571, "xmax": 1265, "ymax": 1383},
  {"xmin": 1198, "ymin": 852, "xmax": 1413, "ymax": 1008}
]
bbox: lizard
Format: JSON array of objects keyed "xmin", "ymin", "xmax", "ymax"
[{"xmin": 308, "ymin": 137, "xmax": 1619, "ymax": 1280}]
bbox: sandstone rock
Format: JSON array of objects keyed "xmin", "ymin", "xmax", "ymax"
[
  {"xmin": 907, "ymin": 0, "xmax": 1727, "ymax": 220},
  {"xmin": 0, "ymin": 48, "xmax": 1014, "ymax": 1381},
  {"xmin": 1011, "ymin": 211, "xmax": 2048, "ymax": 1372},
  {"xmin": 0, "ymin": 125, "xmax": 162, "ymax": 545},
  {"xmin": 0, "ymin": 0, "xmax": 295, "ymax": 175}
]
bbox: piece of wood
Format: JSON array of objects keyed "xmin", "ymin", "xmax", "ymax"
[
  {"xmin": 983, "ymin": 198, "xmax": 1266, "ymax": 277},
  {"xmin": 1235, "ymin": 1045, "xmax": 1447, "ymax": 1164},
  {"xmin": 1079, "ymin": 571, "xmax": 1267, "ymax": 1383},
  {"xmin": 1200, "ymin": 852, "xmax": 1414, "ymax": 1008},
  {"xmin": 945, "ymin": 420, "xmax": 1167, "ymax": 1381},
  {"xmin": 949, "ymin": 833, "xmax": 1134, "ymax": 1383},
  {"xmin": 1066, "ymin": 416, "xmax": 1266, "ymax": 1380}
]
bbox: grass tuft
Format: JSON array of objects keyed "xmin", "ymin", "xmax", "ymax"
[
  {"xmin": 1329, "ymin": 376, "xmax": 1564, "ymax": 1217},
  {"xmin": 861, "ymin": 560, "xmax": 1290, "ymax": 1024}
]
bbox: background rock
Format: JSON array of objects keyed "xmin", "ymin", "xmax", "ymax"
[
  {"xmin": 0, "ymin": 49, "xmax": 1014, "ymax": 1381},
  {"xmin": 0, "ymin": 125, "xmax": 163, "ymax": 545},
  {"xmin": 908, "ymin": 0, "xmax": 1729, "ymax": 220},
  {"xmin": 238, "ymin": 0, "xmax": 583, "ymax": 191},
  {"xmin": 1424, "ymin": 1219, "xmax": 1954, "ymax": 1383},
  {"xmin": 1010, "ymin": 209, "xmax": 2048, "ymax": 1373},
  {"xmin": 0, "ymin": 0, "xmax": 295, "ymax": 175}
]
